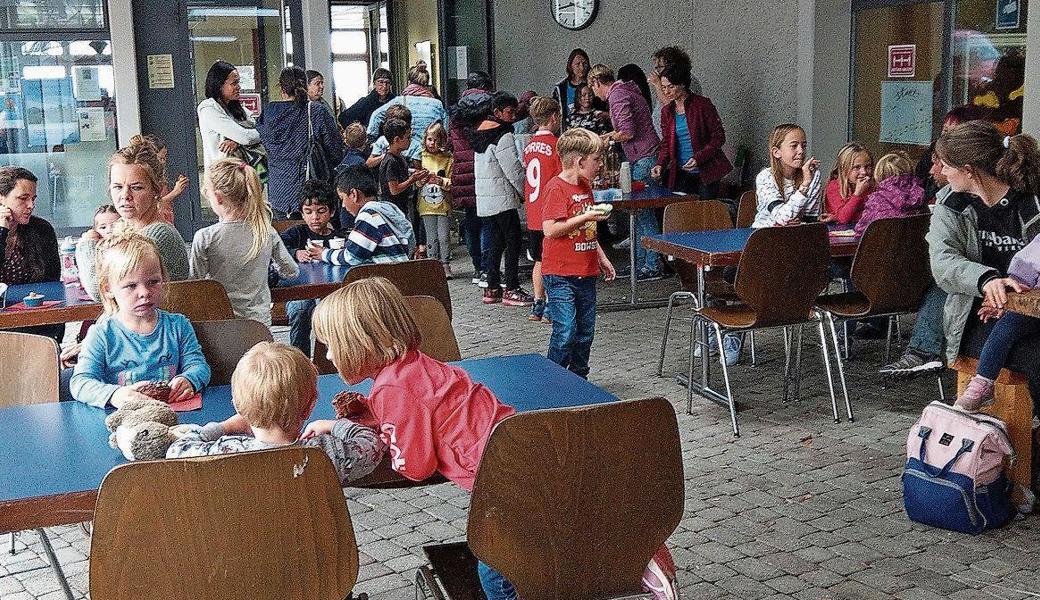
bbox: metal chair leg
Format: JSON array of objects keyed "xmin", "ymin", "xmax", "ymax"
[
  {"xmin": 9, "ymin": 531, "xmax": 15, "ymax": 554},
  {"xmin": 713, "ymin": 323, "xmax": 739, "ymax": 436},
  {"xmin": 686, "ymin": 315, "xmax": 697, "ymax": 415},
  {"xmin": 794, "ymin": 325, "xmax": 804, "ymax": 402},
  {"xmin": 749, "ymin": 331, "xmax": 757, "ymax": 367},
  {"xmin": 781, "ymin": 327, "xmax": 792, "ymax": 403},
  {"xmin": 884, "ymin": 316, "xmax": 895, "ymax": 364},
  {"xmin": 657, "ymin": 293, "xmax": 678, "ymax": 377},
  {"xmin": 826, "ymin": 313, "xmax": 854, "ymax": 422},
  {"xmin": 35, "ymin": 529, "xmax": 75, "ymax": 600},
  {"xmin": 896, "ymin": 317, "xmax": 904, "ymax": 346},
  {"xmin": 816, "ymin": 319, "xmax": 841, "ymax": 423}
]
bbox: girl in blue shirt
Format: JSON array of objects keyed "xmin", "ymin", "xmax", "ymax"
[{"xmin": 71, "ymin": 231, "xmax": 210, "ymax": 408}]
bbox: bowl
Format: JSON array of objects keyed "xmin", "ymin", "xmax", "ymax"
[{"xmin": 23, "ymin": 292, "xmax": 44, "ymax": 308}]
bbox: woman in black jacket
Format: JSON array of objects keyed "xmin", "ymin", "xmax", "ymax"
[{"xmin": 339, "ymin": 68, "xmax": 395, "ymax": 131}]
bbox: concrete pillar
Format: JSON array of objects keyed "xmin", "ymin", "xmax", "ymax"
[
  {"xmin": 1023, "ymin": 1, "xmax": 1040, "ymax": 137},
  {"xmin": 108, "ymin": 0, "xmax": 141, "ymax": 143},
  {"xmin": 301, "ymin": 0, "xmax": 332, "ymax": 79}
]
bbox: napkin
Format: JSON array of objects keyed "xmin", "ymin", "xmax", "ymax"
[
  {"xmin": 168, "ymin": 393, "xmax": 203, "ymax": 412},
  {"xmin": 4, "ymin": 300, "xmax": 63, "ymax": 311}
]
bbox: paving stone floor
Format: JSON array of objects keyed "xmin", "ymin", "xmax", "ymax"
[{"xmin": 4, "ymin": 254, "xmax": 1040, "ymax": 600}]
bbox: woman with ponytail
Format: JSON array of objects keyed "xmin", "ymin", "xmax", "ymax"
[
  {"xmin": 259, "ymin": 66, "xmax": 345, "ymax": 219},
  {"xmin": 190, "ymin": 158, "xmax": 298, "ymax": 325},
  {"xmin": 927, "ymin": 120, "xmax": 1040, "ymax": 407}
]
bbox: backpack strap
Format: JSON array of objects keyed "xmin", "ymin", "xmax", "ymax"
[{"xmin": 917, "ymin": 427, "xmax": 976, "ymax": 478}]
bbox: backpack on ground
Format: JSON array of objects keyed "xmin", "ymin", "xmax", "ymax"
[{"xmin": 902, "ymin": 401, "xmax": 1015, "ymax": 534}]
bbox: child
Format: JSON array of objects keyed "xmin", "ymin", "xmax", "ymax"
[
  {"xmin": 91, "ymin": 204, "xmax": 120, "ymax": 239},
  {"xmin": 522, "ymin": 96, "xmax": 563, "ymax": 323},
  {"xmin": 129, "ymin": 133, "xmax": 188, "ymax": 225},
  {"xmin": 380, "ymin": 118, "xmax": 429, "ymax": 256},
  {"xmin": 70, "ymin": 231, "xmax": 211, "ymax": 408},
  {"xmin": 540, "ymin": 128, "xmax": 616, "ymax": 378},
  {"xmin": 190, "ymin": 158, "xmax": 299, "ymax": 326},
  {"xmin": 321, "ymin": 166, "xmax": 414, "ymax": 266},
  {"xmin": 468, "ymin": 92, "xmax": 534, "ymax": 306},
  {"xmin": 309, "ymin": 276, "xmax": 517, "ymax": 598},
  {"xmin": 166, "ymin": 341, "xmax": 385, "ymax": 485},
  {"xmin": 853, "ymin": 151, "xmax": 925, "ymax": 236},
  {"xmin": 823, "ymin": 142, "xmax": 874, "ymax": 226},
  {"xmin": 418, "ymin": 121, "xmax": 454, "ymax": 278},
  {"xmin": 367, "ymin": 104, "xmax": 413, "ymax": 169},
  {"xmin": 279, "ymin": 179, "xmax": 345, "ymax": 357},
  {"xmin": 752, "ymin": 124, "xmax": 822, "ymax": 228},
  {"xmin": 335, "ymin": 122, "xmax": 368, "ymax": 174}
]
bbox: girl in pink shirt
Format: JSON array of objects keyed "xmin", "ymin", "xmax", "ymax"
[{"xmin": 822, "ymin": 142, "xmax": 874, "ymax": 226}]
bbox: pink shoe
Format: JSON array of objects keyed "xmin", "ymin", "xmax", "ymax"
[{"xmin": 955, "ymin": 375, "xmax": 995, "ymax": 412}]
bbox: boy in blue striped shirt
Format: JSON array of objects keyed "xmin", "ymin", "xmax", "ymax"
[{"xmin": 319, "ymin": 166, "xmax": 415, "ymax": 266}]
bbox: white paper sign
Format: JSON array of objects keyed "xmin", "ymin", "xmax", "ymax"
[
  {"xmin": 147, "ymin": 54, "xmax": 174, "ymax": 89},
  {"xmin": 237, "ymin": 65, "xmax": 256, "ymax": 91},
  {"xmin": 448, "ymin": 46, "xmax": 468, "ymax": 80},
  {"xmin": 879, "ymin": 80, "xmax": 933, "ymax": 145},
  {"xmin": 78, "ymin": 107, "xmax": 106, "ymax": 142},
  {"xmin": 72, "ymin": 66, "xmax": 102, "ymax": 100}
]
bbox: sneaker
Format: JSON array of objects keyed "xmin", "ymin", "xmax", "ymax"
[
  {"xmin": 443, "ymin": 264, "xmax": 454, "ymax": 280},
  {"xmin": 722, "ymin": 334, "xmax": 742, "ymax": 367},
  {"xmin": 879, "ymin": 349, "xmax": 945, "ymax": 378},
  {"xmin": 636, "ymin": 269, "xmax": 665, "ymax": 282},
  {"xmin": 955, "ymin": 375, "xmax": 996, "ymax": 412},
  {"xmin": 528, "ymin": 298, "xmax": 546, "ymax": 321},
  {"xmin": 693, "ymin": 333, "xmax": 719, "ymax": 358},
  {"xmin": 482, "ymin": 288, "xmax": 502, "ymax": 304},
  {"xmin": 503, "ymin": 288, "xmax": 535, "ymax": 307},
  {"xmin": 471, "ymin": 272, "xmax": 482, "ymax": 285},
  {"xmin": 613, "ymin": 238, "xmax": 631, "ymax": 251},
  {"xmin": 477, "ymin": 273, "xmax": 489, "ymax": 288}
]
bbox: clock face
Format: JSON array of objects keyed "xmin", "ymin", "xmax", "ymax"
[{"xmin": 552, "ymin": 0, "xmax": 598, "ymax": 30}]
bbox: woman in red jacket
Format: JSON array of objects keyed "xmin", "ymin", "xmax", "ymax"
[{"xmin": 650, "ymin": 63, "xmax": 732, "ymax": 199}]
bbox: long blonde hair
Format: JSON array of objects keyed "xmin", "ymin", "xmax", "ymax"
[
  {"xmin": 768, "ymin": 124, "xmax": 805, "ymax": 200},
  {"xmin": 829, "ymin": 142, "xmax": 874, "ymax": 198},
  {"xmin": 206, "ymin": 158, "xmax": 271, "ymax": 261},
  {"xmin": 94, "ymin": 229, "xmax": 167, "ymax": 315}
]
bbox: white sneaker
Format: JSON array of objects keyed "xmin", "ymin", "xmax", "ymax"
[{"xmin": 612, "ymin": 238, "xmax": 631, "ymax": 251}]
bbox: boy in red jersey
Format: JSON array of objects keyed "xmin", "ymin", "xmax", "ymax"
[
  {"xmin": 540, "ymin": 128, "xmax": 616, "ymax": 378},
  {"xmin": 522, "ymin": 96, "xmax": 563, "ymax": 323}
]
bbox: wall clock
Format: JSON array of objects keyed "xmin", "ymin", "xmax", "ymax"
[{"xmin": 552, "ymin": 0, "xmax": 598, "ymax": 30}]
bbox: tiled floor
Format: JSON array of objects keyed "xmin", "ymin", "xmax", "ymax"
[{"xmin": 4, "ymin": 254, "xmax": 1039, "ymax": 600}]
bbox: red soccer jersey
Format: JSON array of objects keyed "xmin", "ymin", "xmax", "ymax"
[
  {"xmin": 540, "ymin": 175, "xmax": 600, "ymax": 277},
  {"xmin": 522, "ymin": 130, "xmax": 562, "ymax": 231}
]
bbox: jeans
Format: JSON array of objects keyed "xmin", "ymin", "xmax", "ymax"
[
  {"xmin": 632, "ymin": 156, "xmax": 661, "ymax": 273},
  {"xmin": 908, "ymin": 284, "xmax": 947, "ymax": 358},
  {"xmin": 487, "ymin": 210, "xmax": 522, "ymax": 290},
  {"xmin": 477, "ymin": 561, "xmax": 517, "ymax": 600},
  {"xmin": 287, "ymin": 299, "xmax": 317, "ymax": 357},
  {"xmin": 961, "ymin": 305, "xmax": 1040, "ymax": 404},
  {"xmin": 422, "ymin": 214, "xmax": 451, "ymax": 264},
  {"xmin": 544, "ymin": 274, "xmax": 597, "ymax": 378},
  {"xmin": 463, "ymin": 206, "xmax": 490, "ymax": 274},
  {"xmin": 976, "ymin": 312, "xmax": 1040, "ymax": 380}
]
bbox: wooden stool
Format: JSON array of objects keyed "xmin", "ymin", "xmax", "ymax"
[{"xmin": 951, "ymin": 357, "xmax": 1033, "ymax": 505}]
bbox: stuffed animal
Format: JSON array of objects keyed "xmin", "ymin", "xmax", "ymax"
[{"xmin": 104, "ymin": 396, "xmax": 182, "ymax": 461}]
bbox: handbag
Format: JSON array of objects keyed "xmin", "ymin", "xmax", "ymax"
[
  {"xmin": 306, "ymin": 101, "xmax": 334, "ymax": 184},
  {"xmin": 234, "ymin": 143, "xmax": 269, "ymax": 185}
]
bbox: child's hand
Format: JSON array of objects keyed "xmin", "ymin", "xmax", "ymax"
[
  {"xmin": 0, "ymin": 204, "xmax": 12, "ymax": 229},
  {"xmin": 410, "ymin": 169, "xmax": 430, "ymax": 184},
  {"xmin": 650, "ymin": 165, "xmax": 663, "ymax": 180},
  {"xmin": 853, "ymin": 175, "xmax": 872, "ymax": 196},
  {"xmin": 682, "ymin": 157, "xmax": 698, "ymax": 171},
  {"xmin": 982, "ymin": 276, "xmax": 1027, "ymax": 309},
  {"xmin": 801, "ymin": 157, "xmax": 818, "ymax": 182},
  {"xmin": 220, "ymin": 413, "xmax": 252, "ymax": 436},
  {"xmin": 978, "ymin": 305, "xmax": 1005, "ymax": 323},
  {"xmin": 295, "ymin": 249, "xmax": 313, "ymax": 263},
  {"xmin": 818, "ymin": 213, "xmax": 835, "ymax": 224},
  {"xmin": 60, "ymin": 343, "xmax": 81, "ymax": 368},
  {"xmin": 171, "ymin": 175, "xmax": 189, "ymax": 196},
  {"xmin": 81, "ymin": 228, "xmax": 102, "ymax": 242},
  {"xmin": 302, "ymin": 419, "xmax": 336, "ymax": 439},
  {"xmin": 600, "ymin": 256, "xmax": 616, "ymax": 281},
  {"xmin": 111, "ymin": 382, "xmax": 155, "ymax": 408},
  {"xmin": 167, "ymin": 376, "xmax": 195, "ymax": 404}
]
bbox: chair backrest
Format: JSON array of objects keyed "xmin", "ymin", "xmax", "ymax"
[
  {"xmin": 191, "ymin": 319, "xmax": 275, "ymax": 386},
  {"xmin": 0, "ymin": 331, "xmax": 59, "ymax": 407},
  {"xmin": 272, "ymin": 219, "xmax": 305, "ymax": 233},
  {"xmin": 161, "ymin": 279, "xmax": 236, "ymax": 322},
  {"xmin": 734, "ymin": 223, "xmax": 830, "ymax": 328},
  {"xmin": 663, "ymin": 200, "xmax": 734, "ymax": 292},
  {"xmin": 468, "ymin": 397, "xmax": 684, "ymax": 600},
  {"xmin": 851, "ymin": 214, "xmax": 932, "ymax": 315},
  {"xmin": 405, "ymin": 295, "xmax": 461, "ymax": 361},
  {"xmin": 344, "ymin": 259, "xmax": 452, "ymax": 319},
  {"xmin": 90, "ymin": 447, "xmax": 358, "ymax": 600},
  {"xmin": 735, "ymin": 190, "xmax": 757, "ymax": 228}
]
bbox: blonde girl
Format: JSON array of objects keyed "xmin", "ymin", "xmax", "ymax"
[
  {"xmin": 129, "ymin": 133, "xmax": 188, "ymax": 224},
  {"xmin": 854, "ymin": 151, "xmax": 924, "ymax": 236},
  {"xmin": 189, "ymin": 158, "xmax": 298, "ymax": 325},
  {"xmin": 70, "ymin": 230, "xmax": 210, "ymax": 408},
  {"xmin": 823, "ymin": 142, "xmax": 875, "ymax": 226},
  {"xmin": 418, "ymin": 121, "xmax": 454, "ymax": 276},
  {"xmin": 752, "ymin": 124, "xmax": 822, "ymax": 228}
]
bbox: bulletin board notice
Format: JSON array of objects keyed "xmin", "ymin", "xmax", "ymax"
[
  {"xmin": 147, "ymin": 54, "xmax": 175, "ymax": 89},
  {"xmin": 879, "ymin": 80, "xmax": 933, "ymax": 146}
]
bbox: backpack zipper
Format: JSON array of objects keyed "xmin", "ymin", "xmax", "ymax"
[{"xmin": 927, "ymin": 402, "xmax": 1016, "ymax": 461}]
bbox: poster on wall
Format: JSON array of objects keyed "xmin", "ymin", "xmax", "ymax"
[
  {"xmin": 147, "ymin": 54, "xmax": 175, "ymax": 89},
  {"xmin": 879, "ymin": 80, "xmax": 933, "ymax": 146},
  {"xmin": 22, "ymin": 78, "xmax": 79, "ymax": 148},
  {"xmin": 78, "ymin": 107, "xmax": 106, "ymax": 142},
  {"xmin": 72, "ymin": 66, "xmax": 102, "ymax": 101},
  {"xmin": 997, "ymin": 0, "xmax": 1021, "ymax": 30},
  {"xmin": 237, "ymin": 66, "xmax": 256, "ymax": 91},
  {"xmin": 240, "ymin": 93, "xmax": 261, "ymax": 116},
  {"xmin": 887, "ymin": 45, "xmax": 916, "ymax": 78}
]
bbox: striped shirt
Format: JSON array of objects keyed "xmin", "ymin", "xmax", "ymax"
[{"xmin": 321, "ymin": 200, "xmax": 414, "ymax": 266}]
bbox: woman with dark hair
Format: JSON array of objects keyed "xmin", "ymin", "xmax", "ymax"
[
  {"xmin": 0, "ymin": 167, "xmax": 63, "ymax": 341},
  {"xmin": 650, "ymin": 62, "xmax": 732, "ymax": 199},
  {"xmin": 259, "ymin": 66, "xmax": 345, "ymax": 219},
  {"xmin": 552, "ymin": 48, "xmax": 592, "ymax": 123},
  {"xmin": 618, "ymin": 64, "xmax": 653, "ymax": 113},
  {"xmin": 306, "ymin": 69, "xmax": 334, "ymax": 116},
  {"xmin": 565, "ymin": 83, "xmax": 611, "ymax": 135},
  {"xmin": 197, "ymin": 60, "xmax": 262, "ymax": 171},
  {"xmin": 366, "ymin": 63, "xmax": 448, "ymax": 162},
  {"xmin": 339, "ymin": 67, "xmax": 395, "ymax": 130}
]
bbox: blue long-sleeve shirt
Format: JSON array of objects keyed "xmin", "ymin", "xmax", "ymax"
[{"xmin": 71, "ymin": 310, "xmax": 212, "ymax": 408}]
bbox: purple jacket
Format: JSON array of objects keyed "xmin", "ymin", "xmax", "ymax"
[
  {"xmin": 854, "ymin": 174, "xmax": 926, "ymax": 236},
  {"xmin": 607, "ymin": 81, "xmax": 659, "ymax": 163},
  {"xmin": 1009, "ymin": 236, "xmax": 1040, "ymax": 287}
]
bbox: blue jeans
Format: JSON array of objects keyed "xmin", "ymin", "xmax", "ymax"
[
  {"xmin": 287, "ymin": 299, "xmax": 317, "ymax": 357},
  {"xmin": 477, "ymin": 561, "xmax": 517, "ymax": 600},
  {"xmin": 977, "ymin": 311, "xmax": 1040, "ymax": 380},
  {"xmin": 909, "ymin": 283, "xmax": 947, "ymax": 357},
  {"xmin": 632, "ymin": 156, "xmax": 661, "ymax": 273},
  {"xmin": 544, "ymin": 274, "xmax": 597, "ymax": 378}
]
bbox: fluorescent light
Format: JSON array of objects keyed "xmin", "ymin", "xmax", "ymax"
[
  {"xmin": 187, "ymin": 7, "xmax": 279, "ymax": 18},
  {"xmin": 23, "ymin": 65, "xmax": 66, "ymax": 80},
  {"xmin": 189, "ymin": 35, "xmax": 239, "ymax": 43}
]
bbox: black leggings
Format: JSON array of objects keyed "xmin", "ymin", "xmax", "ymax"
[{"xmin": 486, "ymin": 210, "xmax": 522, "ymax": 290}]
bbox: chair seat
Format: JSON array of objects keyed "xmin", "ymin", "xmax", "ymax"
[
  {"xmin": 421, "ymin": 542, "xmax": 483, "ymax": 600},
  {"xmin": 815, "ymin": 291, "xmax": 871, "ymax": 318},
  {"xmin": 952, "ymin": 356, "xmax": 1028, "ymax": 386},
  {"xmin": 699, "ymin": 304, "xmax": 758, "ymax": 329}
]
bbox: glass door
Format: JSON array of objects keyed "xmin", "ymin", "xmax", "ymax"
[
  {"xmin": 329, "ymin": 2, "xmax": 388, "ymax": 111},
  {"xmin": 440, "ymin": 0, "xmax": 493, "ymax": 105}
]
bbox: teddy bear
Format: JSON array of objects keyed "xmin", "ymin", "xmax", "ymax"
[{"xmin": 104, "ymin": 396, "xmax": 183, "ymax": 461}]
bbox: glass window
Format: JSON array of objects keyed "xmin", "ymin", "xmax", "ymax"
[
  {"xmin": 0, "ymin": 0, "xmax": 105, "ymax": 30},
  {"xmin": 330, "ymin": 4, "xmax": 382, "ymax": 109},
  {"xmin": 331, "ymin": 31, "xmax": 366, "ymax": 55},
  {"xmin": 0, "ymin": 39, "xmax": 117, "ymax": 231}
]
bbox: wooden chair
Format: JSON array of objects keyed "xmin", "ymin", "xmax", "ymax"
[
  {"xmin": 0, "ymin": 331, "xmax": 75, "ymax": 600},
  {"xmin": 695, "ymin": 224, "xmax": 836, "ymax": 436},
  {"xmin": 414, "ymin": 397, "xmax": 683, "ymax": 600},
  {"xmin": 90, "ymin": 447, "xmax": 359, "ymax": 600},
  {"xmin": 191, "ymin": 319, "xmax": 275, "ymax": 386},
  {"xmin": 161, "ymin": 279, "xmax": 235, "ymax": 322},
  {"xmin": 344, "ymin": 259, "xmax": 452, "ymax": 319},
  {"xmin": 735, "ymin": 190, "xmax": 757, "ymax": 228},
  {"xmin": 406, "ymin": 295, "xmax": 461, "ymax": 362},
  {"xmin": 272, "ymin": 219, "xmax": 305, "ymax": 233},
  {"xmin": 656, "ymin": 200, "xmax": 736, "ymax": 376},
  {"xmin": 815, "ymin": 215, "xmax": 932, "ymax": 421}
]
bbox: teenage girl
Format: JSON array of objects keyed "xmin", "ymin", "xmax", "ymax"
[
  {"xmin": 189, "ymin": 158, "xmax": 298, "ymax": 325},
  {"xmin": 752, "ymin": 124, "xmax": 822, "ymax": 228}
]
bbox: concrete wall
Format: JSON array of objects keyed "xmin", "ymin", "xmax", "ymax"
[{"xmin": 390, "ymin": 0, "xmax": 441, "ymax": 92}]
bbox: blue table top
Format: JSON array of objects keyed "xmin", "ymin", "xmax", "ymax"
[
  {"xmin": 275, "ymin": 261, "xmax": 350, "ymax": 288},
  {"xmin": 651, "ymin": 229, "xmax": 756, "ymax": 255},
  {"xmin": 0, "ymin": 354, "xmax": 617, "ymax": 505}
]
